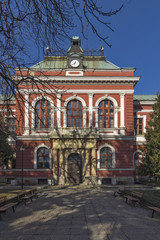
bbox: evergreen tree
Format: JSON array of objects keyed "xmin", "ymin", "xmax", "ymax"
[
  {"xmin": 0, "ymin": 115, "xmax": 15, "ymax": 166},
  {"xmin": 138, "ymin": 93, "xmax": 160, "ymax": 181}
]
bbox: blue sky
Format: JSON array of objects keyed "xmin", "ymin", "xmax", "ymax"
[
  {"xmin": 28, "ymin": 1, "xmax": 159, "ymax": 95},
  {"xmin": 65, "ymin": 0, "xmax": 160, "ymax": 95}
]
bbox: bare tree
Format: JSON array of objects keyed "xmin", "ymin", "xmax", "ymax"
[{"xmin": 0, "ymin": 0, "xmax": 123, "ymax": 97}]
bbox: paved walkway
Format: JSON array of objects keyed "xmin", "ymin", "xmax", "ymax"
[{"xmin": 0, "ymin": 186, "xmax": 160, "ymax": 240}]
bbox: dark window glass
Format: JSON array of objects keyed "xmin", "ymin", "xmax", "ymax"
[
  {"xmin": 134, "ymin": 118, "xmax": 143, "ymax": 135},
  {"xmin": 100, "ymin": 147, "xmax": 113, "ymax": 168},
  {"xmin": 98, "ymin": 100, "xmax": 114, "ymax": 128},
  {"xmin": 37, "ymin": 147, "xmax": 49, "ymax": 169},
  {"xmin": 7, "ymin": 118, "xmax": 16, "ymax": 135},
  {"xmin": 35, "ymin": 99, "xmax": 51, "ymax": 129},
  {"xmin": 67, "ymin": 100, "xmax": 83, "ymax": 127}
]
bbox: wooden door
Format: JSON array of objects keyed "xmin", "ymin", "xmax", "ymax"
[{"xmin": 68, "ymin": 153, "xmax": 82, "ymax": 184}]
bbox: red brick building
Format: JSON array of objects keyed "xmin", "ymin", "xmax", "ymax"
[{"xmin": 0, "ymin": 37, "xmax": 156, "ymax": 185}]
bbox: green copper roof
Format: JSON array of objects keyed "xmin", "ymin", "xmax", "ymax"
[
  {"xmin": 134, "ymin": 95, "xmax": 157, "ymax": 101},
  {"xmin": 31, "ymin": 56, "xmax": 120, "ymax": 70},
  {"xmin": 31, "ymin": 57, "xmax": 67, "ymax": 69}
]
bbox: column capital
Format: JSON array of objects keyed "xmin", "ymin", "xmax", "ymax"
[{"xmin": 88, "ymin": 93, "xmax": 94, "ymax": 97}]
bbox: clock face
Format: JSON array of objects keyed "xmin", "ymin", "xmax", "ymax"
[{"xmin": 70, "ymin": 59, "xmax": 80, "ymax": 68}]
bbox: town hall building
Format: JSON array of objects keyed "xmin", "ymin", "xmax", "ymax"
[{"xmin": 0, "ymin": 37, "xmax": 156, "ymax": 185}]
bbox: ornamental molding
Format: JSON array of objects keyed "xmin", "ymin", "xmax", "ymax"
[{"xmin": 18, "ymin": 89, "xmax": 134, "ymax": 94}]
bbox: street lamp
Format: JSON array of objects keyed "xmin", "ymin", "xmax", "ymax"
[{"xmin": 20, "ymin": 145, "xmax": 25, "ymax": 190}]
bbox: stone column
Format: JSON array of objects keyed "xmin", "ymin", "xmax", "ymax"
[
  {"xmin": 120, "ymin": 93, "xmax": 125, "ymax": 135},
  {"xmin": 91, "ymin": 148, "xmax": 97, "ymax": 176},
  {"xmin": 57, "ymin": 93, "xmax": 61, "ymax": 127},
  {"xmin": 24, "ymin": 93, "xmax": 30, "ymax": 135},
  {"xmin": 52, "ymin": 149, "xmax": 59, "ymax": 184},
  {"xmin": 88, "ymin": 93, "xmax": 93, "ymax": 127},
  {"xmin": 59, "ymin": 149, "xmax": 65, "ymax": 184}
]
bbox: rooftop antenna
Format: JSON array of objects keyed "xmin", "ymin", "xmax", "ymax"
[
  {"xmin": 46, "ymin": 46, "xmax": 50, "ymax": 56},
  {"xmin": 84, "ymin": 0, "xmax": 88, "ymax": 51},
  {"xmin": 99, "ymin": 40, "xmax": 104, "ymax": 56}
]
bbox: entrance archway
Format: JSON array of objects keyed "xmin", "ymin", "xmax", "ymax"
[{"xmin": 68, "ymin": 153, "xmax": 82, "ymax": 184}]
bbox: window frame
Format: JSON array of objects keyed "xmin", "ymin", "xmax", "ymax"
[
  {"xmin": 134, "ymin": 117, "xmax": 143, "ymax": 135},
  {"xmin": 98, "ymin": 99, "xmax": 114, "ymax": 128},
  {"xmin": 6, "ymin": 117, "xmax": 16, "ymax": 135},
  {"xmin": 67, "ymin": 100, "xmax": 83, "ymax": 127},
  {"xmin": 37, "ymin": 147, "xmax": 50, "ymax": 169},
  {"xmin": 35, "ymin": 99, "xmax": 51, "ymax": 129},
  {"xmin": 100, "ymin": 147, "xmax": 113, "ymax": 169}
]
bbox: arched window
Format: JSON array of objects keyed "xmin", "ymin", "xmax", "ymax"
[
  {"xmin": 100, "ymin": 147, "xmax": 112, "ymax": 168},
  {"xmin": 67, "ymin": 100, "xmax": 83, "ymax": 127},
  {"xmin": 37, "ymin": 147, "xmax": 49, "ymax": 168},
  {"xmin": 98, "ymin": 100, "xmax": 114, "ymax": 128},
  {"xmin": 35, "ymin": 99, "xmax": 51, "ymax": 128}
]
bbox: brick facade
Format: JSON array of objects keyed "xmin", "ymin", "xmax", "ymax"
[{"xmin": 0, "ymin": 37, "xmax": 156, "ymax": 185}]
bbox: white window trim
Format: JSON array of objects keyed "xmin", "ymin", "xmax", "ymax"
[
  {"xmin": 57, "ymin": 93, "xmax": 61, "ymax": 128},
  {"xmin": 63, "ymin": 95, "xmax": 87, "ymax": 127},
  {"xmin": 97, "ymin": 143, "xmax": 116, "ymax": 169},
  {"xmin": 120, "ymin": 93, "xmax": 125, "ymax": 135},
  {"xmin": 88, "ymin": 93, "xmax": 93, "ymax": 127},
  {"xmin": 95, "ymin": 95, "xmax": 118, "ymax": 129},
  {"xmin": 24, "ymin": 93, "xmax": 30, "ymax": 135},
  {"xmin": 135, "ymin": 114, "xmax": 146, "ymax": 135},
  {"xmin": 34, "ymin": 144, "xmax": 52, "ymax": 169},
  {"xmin": 31, "ymin": 96, "xmax": 55, "ymax": 131}
]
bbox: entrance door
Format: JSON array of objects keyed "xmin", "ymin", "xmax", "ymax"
[{"xmin": 68, "ymin": 153, "xmax": 82, "ymax": 184}]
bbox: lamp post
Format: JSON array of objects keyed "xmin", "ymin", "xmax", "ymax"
[{"xmin": 20, "ymin": 145, "xmax": 25, "ymax": 190}]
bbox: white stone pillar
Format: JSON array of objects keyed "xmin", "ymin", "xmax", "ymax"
[
  {"xmin": 83, "ymin": 107, "xmax": 87, "ymax": 128},
  {"xmin": 57, "ymin": 93, "xmax": 61, "ymax": 127},
  {"xmin": 24, "ymin": 93, "xmax": 29, "ymax": 135},
  {"xmin": 88, "ymin": 93, "xmax": 93, "ymax": 127},
  {"xmin": 120, "ymin": 93, "xmax": 125, "ymax": 135}
]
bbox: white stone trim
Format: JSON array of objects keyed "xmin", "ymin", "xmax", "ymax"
[
  {"xmin": 57, "ymin": 93, "xmax": 61, "ymax": 127},
  {"xmin": 34, "ymin": 143, "xmax": 52, "ymax": 169},
  {"xmin": 16, "ymin": 75, "xmax": 140, "ymax": 82},
  {"xmin": 0, "ymin": 109, "xmax": 16, "ymax": 112},
  {"xmin": 95, "ymin": 95, "xmax": 118, "ymax": 128},
  {"xmin": 135, "ymin": 135, "xmax": 146, "ymax": 144},
  {"xmin": 18, "ymin": 89, "xmax": 134, "ymax": 94},
  {"xmin": 97, "ymin": 143, "xmax": 116, "ymax": 169},
  {"xmin": 89, "ymin": 93, "xmax": 93, "ymax": 127},
  {"xmin": 120, "ymin": 93, "xmax": 125, "ymax": 135},
  {"xmin": 31, "ymin": 96, "xmax": 55, "ymax": 132},
  {"xmin": 24, "ymin": 93, "xmax": 30, "ymax": 135},
  {"xmin": 66, "ymin": 71, "xmax": 84, "ymax": 76},
  {"xmin": 134, "ymin": 109, "xmax": 153, "ymax": 113},
  {"xmin": 63, "ymin": 95, "xmax": 87, "ymax": 128},
  {"xmin": 136, "ymin": 114, "xmax": 147, "ymax": 134},
  {"xmin": 134, "ymin": 100, "xmax": 156, "ymax": 105}
]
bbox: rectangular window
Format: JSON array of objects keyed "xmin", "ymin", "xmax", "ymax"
[{"xmin": 134, "ymin": 118, "xmax": 143, "ymax": 135}]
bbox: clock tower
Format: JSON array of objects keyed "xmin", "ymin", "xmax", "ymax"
[{"xmin": 67, "ymin": 36, "xmax": 83, "ymax": 69}]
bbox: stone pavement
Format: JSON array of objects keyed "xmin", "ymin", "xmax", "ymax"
[{"xmin": 0, "ymin": 185, "xmax": 160, "ymax": 240}]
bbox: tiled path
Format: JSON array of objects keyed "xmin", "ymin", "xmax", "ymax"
[{"xmin": 0, "ymin": 186, "xmax": 160, "ymax": 240}]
